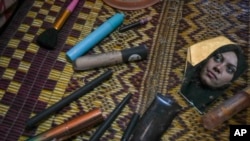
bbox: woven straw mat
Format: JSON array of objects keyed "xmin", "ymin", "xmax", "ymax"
[{"xmin": 0, "ymin": 0, "xmax": 249, "ymax": 141}]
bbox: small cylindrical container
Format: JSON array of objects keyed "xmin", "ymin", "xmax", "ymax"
[
  {"xmin": 129, "ymin": 93, "xmax": 181, "ymax": 141},
  {"xmin": 66, "ymin": 13, "xmax": 124, "ymax": 61},
  {"xmin": 73, "ymin": 44, "xmax": 148, "ymax": 70},
  {"xmin": 202, "ymin": 86, "xmax": 250, "ymax": 130},
  {"xmin": 27, "ymin": 108, "xmax": 104, "ymax": 141}
]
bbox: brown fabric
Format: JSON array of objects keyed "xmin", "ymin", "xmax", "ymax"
[{"xmin": 0, "ymin": 0, "xmax": 249, "ymax": 141}]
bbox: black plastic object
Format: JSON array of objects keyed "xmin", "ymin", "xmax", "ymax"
[
  {"xmin": 89, "ymin": 93, "xmax": 132, "ymax": 141},
  {"xmin": 36, "ymin": 28, "xmax": 58, "ymax": 49},
  {"xmin": 129, "ymin": 93, "xmax": 181, "ymax": 141},
  {"xmin": 26, "ymin": 70, "xmax": 113, "ymax": 129},
  {"xmin": 121, "ymin": 113, "xmax": 140, "ymax": 141}
]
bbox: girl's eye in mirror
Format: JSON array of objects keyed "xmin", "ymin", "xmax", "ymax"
[
  {"xmin": 213, "ymin": 53, "xmax": 223, "ymax": 63},
  {"xmin": 226, "ymin": 65, "xmax": 236, "ymax": 74}
]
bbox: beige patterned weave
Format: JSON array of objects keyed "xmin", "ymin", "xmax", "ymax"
[{"xmin": 0, "ymin": 0, "xmax": 249, "ymax": 141}]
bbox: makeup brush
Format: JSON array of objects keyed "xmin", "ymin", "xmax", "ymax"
[{"xmin": 36, "ymin": 0, "xmax": 79, "ymax": 49}]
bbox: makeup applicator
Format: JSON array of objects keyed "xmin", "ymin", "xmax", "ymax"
[
  {"xmin": 119, "ymin": 17, "xmax": 152, "ymax": 32},
  {"xmin": 36, "ymin": 0, "xmax": 79, "ymax": 49}
]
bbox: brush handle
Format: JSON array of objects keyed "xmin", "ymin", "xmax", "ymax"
[
  {"xmin": 67, "ymin": 0, "xmax": 79, "ymax": 12},
  {"xmin": 54, "ymin": 0, "xmax": 79, "ymax": 30}
]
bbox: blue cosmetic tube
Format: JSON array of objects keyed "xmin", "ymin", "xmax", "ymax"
[{"xmin": 66, "ymin": 13, "xmax": 125, "ymax": 61}]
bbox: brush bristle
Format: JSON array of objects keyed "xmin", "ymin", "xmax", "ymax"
[{"xmin": 36, "ymin": 28, "xmax": 58, "ymax": 49}]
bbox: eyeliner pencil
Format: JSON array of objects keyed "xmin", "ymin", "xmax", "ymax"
[
  {"xmin": 26, "ymin": 70, "xmax": 113, "ymax": 129},
  {"xmin": 121, "ymin": 113, "xmax": 140, "ymax": 141},
  {"xmin": 119, "ymin": 17, "xmax": 152, "ymax": 32},
  {"xmin": 89, "ymin": 93, "xmax": 132, "ymax": 141}
]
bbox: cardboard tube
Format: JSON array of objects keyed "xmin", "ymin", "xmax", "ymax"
[{"xmin": 202, "ymin": 86, "xmax": 250, "ymax": 130}]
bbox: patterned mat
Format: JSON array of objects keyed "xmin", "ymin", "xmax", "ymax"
[{"xmin": 0, "ymin": 0, "xmax": 249, "ymax": 141}]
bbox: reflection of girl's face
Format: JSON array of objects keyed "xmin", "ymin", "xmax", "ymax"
[{"xmin": 200, "ymin": 51, "xmax": 238, "ymax": 88}]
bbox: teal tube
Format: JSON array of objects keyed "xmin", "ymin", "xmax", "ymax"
[{"xmin": 66, "ymin": 13, "xmax": 125, "ymax": 61}]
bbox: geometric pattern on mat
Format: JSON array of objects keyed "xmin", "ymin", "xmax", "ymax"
[
  {"xmin": 0, "ymin": 0, "xmax": 162, "ymax": 140},
  {"xmin": 157, "ymin": 1, "xmax": 249, "ymax": 141},
  {"xmin": 0, "ymin": 0, "xmax": 249, "ymax": 141}
]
